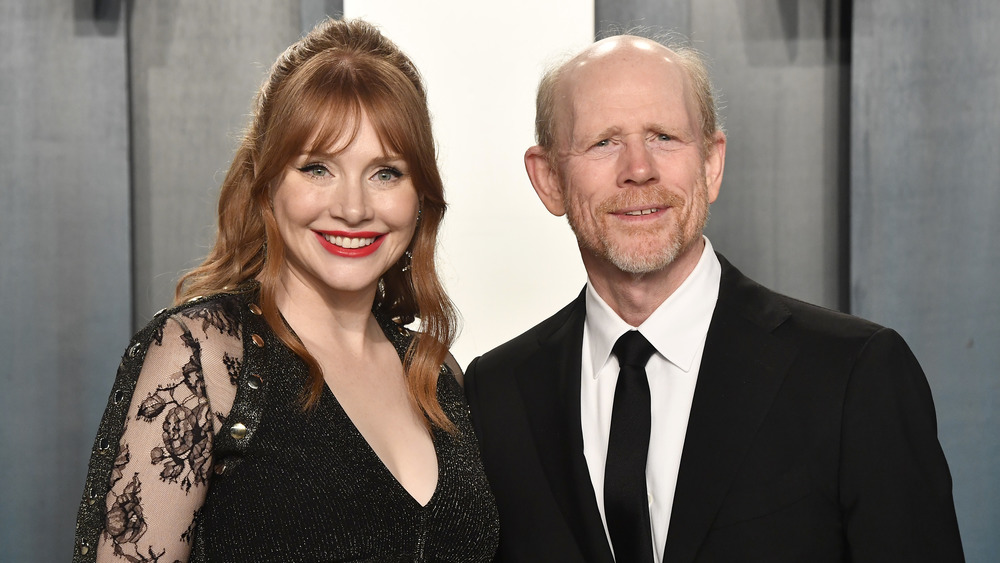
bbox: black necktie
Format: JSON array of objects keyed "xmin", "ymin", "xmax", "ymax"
[{"xmin": 605, "ymin": 330, "xmax": 656, "ymax": 563}]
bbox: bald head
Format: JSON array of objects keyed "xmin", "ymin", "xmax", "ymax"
[{"xmin": 534, "ymin": 35, "xmax": 720, "ymax": 157}]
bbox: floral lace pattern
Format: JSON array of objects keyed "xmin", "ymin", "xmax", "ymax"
[
  {"xmin": 97, "ymin": 302, "xmax": 243, "ymax": 562},
  {"xmin": 138, "ymin": 328, "xmax": 213, "ymax": 492},
  {"xmin": 222, "ymin": 353, "xmax": 241, "ymax": 386},
  {"xmin": 106, "ymin": 474, "xmax": 164, "ymax": 562}
]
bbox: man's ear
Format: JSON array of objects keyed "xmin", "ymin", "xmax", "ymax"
[
  {"xmin": 704, "ymin": 131, "xmax": 726, "ymax": 204},
  {"xmin": 524, "ymin": 145, "xmax": 567, "ymax": 216}
]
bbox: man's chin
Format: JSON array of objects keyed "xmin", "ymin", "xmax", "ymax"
[{"xmin": 605, "ymin": 246, "xmax": 680, "ymax": 276}]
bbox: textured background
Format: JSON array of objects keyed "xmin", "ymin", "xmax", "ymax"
[{"xmin": 2, "ymin": 0, "xmax": 996, "ymax": 560}]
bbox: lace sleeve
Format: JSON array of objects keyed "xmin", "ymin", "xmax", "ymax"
[{"xmin": 95, "ymin": 313, "xmax": 240, "ymax": 563}]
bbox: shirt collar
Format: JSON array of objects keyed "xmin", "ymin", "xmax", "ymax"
[{"xmin": 585, "ymin": 237, "xmax": 722, "ymax": 377}]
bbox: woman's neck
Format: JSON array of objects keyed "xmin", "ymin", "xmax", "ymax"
[{"xmin": 272, "ymin": 272, "xmax": 383, "ymax": 356}]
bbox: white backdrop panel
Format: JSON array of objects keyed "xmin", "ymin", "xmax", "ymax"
[{"xmin": 345, "ymin": 0, "xmax": 594, "ymax": 366}]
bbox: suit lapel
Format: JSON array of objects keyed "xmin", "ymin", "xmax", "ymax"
[
  {"xmin": 663, "ymin": 255, "xmax": 797, "ymax": 562},
  {"xmin": 515, "ymin": 292, "xmax": 616, "ymax": 563}
]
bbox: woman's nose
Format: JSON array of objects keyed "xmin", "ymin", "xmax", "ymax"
[{"xmin": 330, "ymin": 176, "xmax": 373, "ymax": 224}]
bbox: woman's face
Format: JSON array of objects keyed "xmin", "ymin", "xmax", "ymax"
[{"xmin": 271, "ymin": 112, "xmax": 419, "ymax": 301}]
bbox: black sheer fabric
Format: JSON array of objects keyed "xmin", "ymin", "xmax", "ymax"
[{"xmin": 74, "ymin": 290, "xmax": 499, "ymax": 562}]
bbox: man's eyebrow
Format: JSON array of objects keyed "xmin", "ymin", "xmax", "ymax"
[
  {"xmin": 647, "ymin": 123, "xmax": 695, "ymax": 141},
  {"xmin": 571, "ymin": 126, "xmax": 621, "ymax": 146},
  {"xmin": 645, "ymin": 122, "xmax": 683, "ymax": 133}
]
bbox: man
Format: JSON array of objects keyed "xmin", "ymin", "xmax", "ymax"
[{"xmin": 463, "ymin": 35, "xmax": 964, "ymax": 562}]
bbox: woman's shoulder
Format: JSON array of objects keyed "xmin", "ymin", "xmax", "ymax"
[
  {"xmin": 123, "ymin": 290, "xmax": 254, "ymax": 416},
  {"xmin": 135, "ymin": 290, "xmax": 254, "ymax": 415},
  {"xmin": 75, "ymin": 289, "xmax": 257, "ymax": 561},
  {"xmin": 150, "ymin": 290, "xmax": 249, "ymax": 334},
  {"xmin": 129, "ymin": 288, "xmax": 261, "ymax": 353},
  {"xmin": 371, "ymin": 313, "xmax": 464, "ymax": 382},
  {"xmin": 373, "ymin": 311, "xmax": 415, "ymax": 357}
]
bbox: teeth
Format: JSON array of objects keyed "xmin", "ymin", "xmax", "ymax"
[
  {"xmin": 624, "ymin": 208, "xmax": 659, "ymax": 216},
  {"xmin": 324, "ymin": 234, "xmax": 376, "ymax": 248}
]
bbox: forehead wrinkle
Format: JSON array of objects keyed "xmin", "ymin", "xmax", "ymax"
[{"xmin": 552, "ymin": 37, "xmax": 702, "ymax": 155}]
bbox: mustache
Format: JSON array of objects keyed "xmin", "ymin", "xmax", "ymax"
[{"xmin": 595, "ymin": 185, "xmax": 686, "ymax": 215}]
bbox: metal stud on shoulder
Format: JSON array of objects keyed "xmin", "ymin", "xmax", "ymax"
[{"xmin": 230, "ymin": 422, "xmax": 248, "ymax": 440}]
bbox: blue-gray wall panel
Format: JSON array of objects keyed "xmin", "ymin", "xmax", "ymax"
[
  {"xmin": 0, "ymin": 1, "xmax": 130, "ymax": 559},
  {"xmin": 694, "ymin": 0, "xmax": 848, "ymax": 310},
  {"xmin": 596, "ymin": 0, "xmax": 848, "ymax": 310},
  {"xmin": 852, "ymin": 2, "xmax": 1000, "ymax": 560},
  {"xmin": 300, "ymin": 0, "xmax": 344, "ymax": 34},
  {"xmin": 129, "ymin": 1, "xmax": 302, "ymax": 327},
  {"xmin": 596, "ymin": 0, "xmax": 690, "ymax": 34}
]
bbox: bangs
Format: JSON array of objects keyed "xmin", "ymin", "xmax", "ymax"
[
  {"xmin": 303, "ymin": 94, "xmax": 416, "ymax": 162},
  {"xmin": 300, "ymin": 97, "xmax": 364, "ymax": 157},
  {"xmin": 266, "ymin": 52, "xmax": 427, "ymax": 168},
  {"xmin": 361, "ymin": 88, "xmax": 425, "ymax": 162}
]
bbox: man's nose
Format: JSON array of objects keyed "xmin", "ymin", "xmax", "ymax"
[{"xmin": 617, "ymin": 139, "xmax": 659, "ymax": 187}]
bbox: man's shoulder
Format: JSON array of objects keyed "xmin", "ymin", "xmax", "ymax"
[
  {"xmin": 471, "ymin": 292, "xmax": 584, "ymax": 373},
  {"xmin": 717, "ymin": 254, "xmax": 886, "ymax": 346}
]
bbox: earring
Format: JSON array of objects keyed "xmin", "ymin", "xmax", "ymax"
[{"xmin": 401, "ymin": 250, "xmax": 413, "ymax": 273}]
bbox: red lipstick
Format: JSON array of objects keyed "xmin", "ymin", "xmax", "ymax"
[{"xmin": 314, "ymin": 231, "xmax": 385, "ymax": 258}]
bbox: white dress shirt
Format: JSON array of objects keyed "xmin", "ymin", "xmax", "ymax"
[{"xmin": 580, "ymin": 237, "xmax": 721, "ymax": 562}]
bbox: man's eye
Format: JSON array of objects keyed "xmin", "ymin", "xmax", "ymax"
[
  {"xmin": 594, "ymin": 139, "xmax": 610, "ymax": 148},
  {"xmin": 657, "ymin": 134, "xmax": 672, "ymax": 142}
]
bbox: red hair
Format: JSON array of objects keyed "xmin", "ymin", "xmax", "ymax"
[{"xmin": 176, "ymin": 18, "xmax": 458, "ymax": 431}]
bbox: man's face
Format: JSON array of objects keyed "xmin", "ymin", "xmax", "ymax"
[{"xmin": 549, "ymin": 42, "xmax": 722, "ymax": 276}]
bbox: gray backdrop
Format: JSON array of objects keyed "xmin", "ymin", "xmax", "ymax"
[
  {"xmin": 1, "ymin": 0, "xmax": 996, "ymax": 560},
  {"xmin": 850, "ymin": 3, "xmax": 1000, "ymax": 561},
  {"xmin": 1, "ymin": 1, "xmax": 130, "ymax": 560},
  {"xmin": 129, "ymin": 1, "xmax": 302, "ymax": 328}
]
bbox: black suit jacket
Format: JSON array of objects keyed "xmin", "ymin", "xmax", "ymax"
[{"xmin": 465, "ymin": 254, "xmax": 964, "ymax": 562}]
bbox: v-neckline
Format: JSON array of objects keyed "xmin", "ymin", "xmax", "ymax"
[
  {"xmin": 321, "ymin": 314, "xmax": 441, "ymax": 509},
  {"xmin": 272, "ymin": 303, "xmax": 442, "ymax": 507},
  {"xmin": 320, "ymin": 381, "xmax": 441, "ymax": 509}
]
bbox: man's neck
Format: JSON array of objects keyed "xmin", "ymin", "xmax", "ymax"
[{"xmin": 583, "ymin": 238, "xmax": 706, "ymax": 327}]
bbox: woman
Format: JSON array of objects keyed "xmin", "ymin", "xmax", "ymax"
[{"xmin": 73, "ymin": 18, "xmax": 499, "ymax": 562}]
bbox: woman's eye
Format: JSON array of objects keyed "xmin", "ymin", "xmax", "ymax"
[
  {"xmin": 299, "ymin": 164, "xmax": 329, "ymax": 177},
  {"xmin": 373, "ymin": 167, "xmax": 403, "ymax": 182}
]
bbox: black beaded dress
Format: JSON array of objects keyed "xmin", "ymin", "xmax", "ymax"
[{"xmin": 73, "ymin": 289, "xmax": 500, "ymax": 562}]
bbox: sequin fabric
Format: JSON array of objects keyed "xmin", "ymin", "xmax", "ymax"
[{"xmin": 74, "ymin": 289, "xmax": 500, "ymax": 562}]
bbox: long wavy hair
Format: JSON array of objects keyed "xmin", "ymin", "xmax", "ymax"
[{"xmin": 176, "ymin": 18, "xmax": 458, "ymax": 431}]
